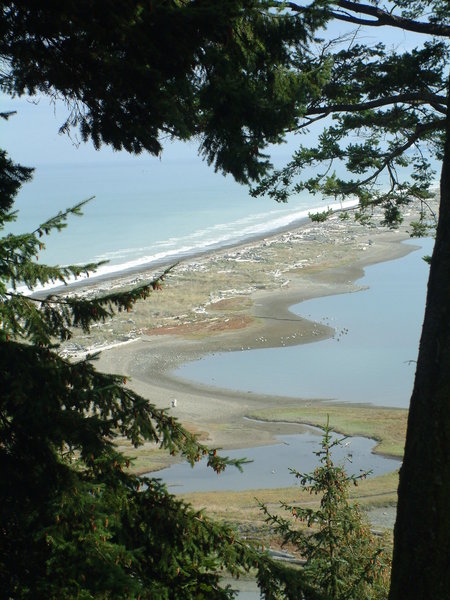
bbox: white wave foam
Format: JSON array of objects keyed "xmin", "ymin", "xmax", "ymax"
[{"xmin": 16, "ymin": 198, "xmax": 358, "ymax": 295}]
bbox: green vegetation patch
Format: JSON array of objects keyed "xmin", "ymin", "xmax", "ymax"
[
  {"xmin": 181, "ymin": 471, "xmax": 399, "ymax": 549},
  {"xmin": 247, "ymin": 403, "xmax": 407, "ymax": 458}
]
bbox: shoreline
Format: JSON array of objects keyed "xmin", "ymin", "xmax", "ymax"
[
  {"xmin": 96, "ymin": 236, "xmax": 410, "ymax": 458},
  {"xmin": 64, "ymin": 206, "xmax": 420, "ymax": 359},
  {"xmin": 84, "ymin": 202, "xmax": 430, "ymax": 460},
  {"xmin": 41, "ymin": 214, "xmax": 311, "ymax": 295},
  {"xmin": 36, "ymin": 199, "xmax": 359, "ymax": 296}
]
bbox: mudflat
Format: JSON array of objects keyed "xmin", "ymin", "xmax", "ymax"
[{"xmin": 58, "ymin": 201, "xmax": 433, "ymax": 470}]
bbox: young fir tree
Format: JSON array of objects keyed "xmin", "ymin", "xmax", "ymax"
[
  {"xmin": 0, "ymin": 114, "xmax": 263, "ymax": 598},
  {"xmin": 258, "ymin": 423, "xmax": 390, "ymax": 600}
]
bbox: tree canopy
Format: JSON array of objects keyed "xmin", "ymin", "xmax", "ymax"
[
  {"xmin": 254, "ymin": 2, "xmax": 448, "ymax": 230},
  {"xmin": 0, "ymin": 2, "xmax": 316, "ymax": 597},
  {"xmin": 1, "ymin": 1, "xmax": 449, "ymax": 598},
  {"xmin": 0, "ymin": 0, "xmax": 317, "ymax": 183}
]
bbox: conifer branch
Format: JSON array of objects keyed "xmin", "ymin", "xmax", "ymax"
[
  {"xmin": 303, "ymin": 93, "xmax": 448, "ymax": 119},
  {"xmin": 32, "ymin": 197, "xmax": 95, "ymax": 236},
  {"xmin": 286, "ymin": 1, "xmax": 450, "ymax": 37},
  {"xmin": 335, "ymin": 119, "xmax": 445, "ymax": 195}
]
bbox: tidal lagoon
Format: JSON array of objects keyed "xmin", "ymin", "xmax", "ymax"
[{"xmin": 173, "ymin": 238, "xmax": 432, "ymax": 408}]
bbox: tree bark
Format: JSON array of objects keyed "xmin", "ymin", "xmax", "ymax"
[{"xmin": 389, "ymin": 86, "xmax": 450, "ymax": 598}]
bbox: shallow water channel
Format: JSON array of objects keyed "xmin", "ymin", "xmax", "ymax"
[{"xmin": 154, "ymin": 426, "xmax": 400, "ymax": 493}]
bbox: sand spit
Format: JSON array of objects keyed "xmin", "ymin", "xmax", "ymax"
[{"xmin": 59, "ymin": 199, "xmax": 434, "ymax": 456}]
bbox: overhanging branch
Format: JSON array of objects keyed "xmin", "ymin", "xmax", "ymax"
[
  {"xmin": 286, "ymin": 1, "xmax": 450, "ymax": 37},
  {"xmin": 304, "ymin": 93, "xmax": 448, "ymax": 118},
  {"xmin": 341, "ymin": 119, "xmax": 445, "ymax": 193},
  {"xmin": 335, "ymin": 1, "xmax": 450, "ymax": 37}
]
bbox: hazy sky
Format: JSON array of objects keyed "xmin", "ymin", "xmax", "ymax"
[
  {"xmin": 0, "ymin": 93, "xmax": 191, "ymax": 167},
  {"xmin": 0, "ymin": 19, "xmax": 429, "ymax": 171}
]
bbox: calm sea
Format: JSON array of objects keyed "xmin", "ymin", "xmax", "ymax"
[{"xmin": 8, "ymin": 157, "xmax": 350, "ymax": 286}]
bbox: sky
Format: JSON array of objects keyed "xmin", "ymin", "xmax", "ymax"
[
  {"xmin": 0, "ymin": 93, "xmax": 189, "ymax": 167},
  {"xmin": 0, "ymin": 9, "xmax": 427, "ymax": 170}
]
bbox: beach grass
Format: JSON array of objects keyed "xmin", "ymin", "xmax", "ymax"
[
  {"xmin": 247, "ymin": 404, "xmax": 407, "ymax": 458},
  {"xmin": 116, "ymin": 441, "xmax": 178, "ymax": 473},
  {"xmin": 180, "ymin": 470, "xmax": 399, "ymax": 542}
]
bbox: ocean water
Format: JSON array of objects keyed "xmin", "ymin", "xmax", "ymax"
[
  {"xmin": 7, "ymin": 157, "xmax": 353, "ymax": 287},
  {"xmin": 174, "ymin": 238, "xmax": 433, "ymax": 408},
  {"xmin": 2, "ymin": 93, "xmax": 439, "ymax": 289}
]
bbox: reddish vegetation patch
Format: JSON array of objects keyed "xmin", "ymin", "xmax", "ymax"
[{"xmin": 146, "ymin": 315, "xmax": 253, "ymax": 336}]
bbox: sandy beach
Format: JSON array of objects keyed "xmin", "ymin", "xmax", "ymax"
[{"xmin": 58, "ymin": 198, "xmax": 434, "ymax": 473}]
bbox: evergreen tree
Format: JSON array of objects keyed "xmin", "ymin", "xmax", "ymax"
[
  {"xmin": 0, "ymin": 119, "xmax": 262, "ymax": 596},
  {"xmin": 258, "ymin": 424, "xmax": 390, "ymax": 600},
  {"xmin": 0, "ymin": 4, "xmax": 319, "ymax": 596}
]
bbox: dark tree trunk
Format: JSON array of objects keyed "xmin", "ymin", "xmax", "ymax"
[{"xmin": 389, "ymin": 93, "xmax": 450, "ymax": 598}]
